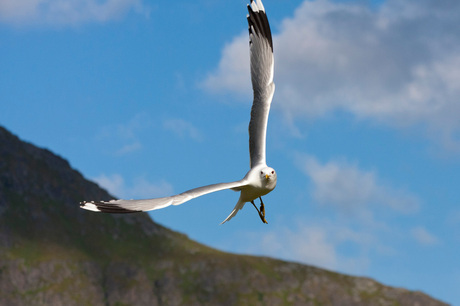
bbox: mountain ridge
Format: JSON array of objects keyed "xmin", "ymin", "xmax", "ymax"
[{"xmin": 0, "ymin": 126, "xmax": 448, "ymax": 305}]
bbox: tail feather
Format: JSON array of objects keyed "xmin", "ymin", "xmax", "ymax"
[{"xmin": 221, "ymin": 199, "xmax": 246, "ymax": 224}]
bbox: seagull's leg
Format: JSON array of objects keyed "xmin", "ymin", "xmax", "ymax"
[
  {"xmin": 259, "ymin": 197, "xmax": 266, "ymax": 219},
  {"xmin": 251, "ymin": 200, "xmax": 261, "ymax": 215},
  {"xmin": 251, "ymin": 200, "xmax": 268, "ymax": 224}
]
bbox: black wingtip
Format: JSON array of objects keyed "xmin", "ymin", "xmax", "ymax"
[
  {"xmin": 247, "ymin": 1, "xmax": 273, "ymax": 52},
  {"xmin": 80, "ymin": 200, "xmax": 141, "ymax": 214},
  {"xmin": 96, "ymin": 204, "xmax": 141, "ymax": 214}
]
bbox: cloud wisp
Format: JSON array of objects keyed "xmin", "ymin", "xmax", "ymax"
[
  {"xmin": 163, "ymin": 118, "xmax": 204, "ymax": 142},
  {"xmin": 240, "ymin": 221, "xmax": 375, "ymax": 275},
  {"xmin": 93, "ymin": 173, "xmax": 173, "ymax": 200},
  {"xmin": 95, "ymin": 113, "xmax": 151, "ymax": 156},
  {"xmin": 298, "ymin": 154, "xmax": 420, "ymax": 219},
  {"xmin": 0, "ymin": 0, "xmax": 149, "ymax": 26},
  {"xmin": 411, "ymin": 226, "xmax": 439, "ymax": 246}
]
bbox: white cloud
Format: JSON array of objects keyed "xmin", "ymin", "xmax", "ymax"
[
  {"xmin": 0, "ymin": 0, "xmax": 149, "ymax": 26},
  {"xmin": 298, "ymin": 154, "xmax": 420, "ymax": 219},
  {"xmin": 411, "ymin": 226, "xmax": 439, "ymax": 246},
  {"xmin": 201, "ymin": 32, "xmax": 251, "ymax": 97},
  {"xmin": 163, "ymin": 118, "xmax": 203, "ymax": 142},
  {"xmin": 115, "ymin": 141, "xmax": 142, "ymax": 156},
  {"xmin": 93, "ymin": 173, "xmax": 173, "ymax": 199},
  {"xmin": 243, "ymin": 222, "xmax": 374, "ymax": 274},
  {"xmin": 93, "ymin": 173, "xmax": 125, "ymax": 197},
  {"xmin": 95, "ymin": 113, "xmax": 151, "ymax": 156},
  {"xmin": 259, "ymin": 226, "xmax": 338, "ymax": 270},
  {"xmin": 203, "ymin": 0, "xmax": 460, "ymax": 147}
]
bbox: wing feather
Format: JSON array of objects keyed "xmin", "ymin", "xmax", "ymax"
[
  {"xmin": 247, "ymin": 0, "xmax": 275, "ymax": 168},
  {"xmin": 80, "ymin": 180, "xmax": 248, "ymax": 213}
]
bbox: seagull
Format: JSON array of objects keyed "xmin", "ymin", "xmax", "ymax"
[{"xmin": 80, "ymin": 0, "xmax": 276, "ymax": 224}]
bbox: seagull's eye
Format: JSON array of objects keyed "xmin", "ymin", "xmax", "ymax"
[
  {"xmin": 271, "ymin": 170, "xmax": 275, "ymax": 174},
  {"xmin": 260, "ymin": 171, "xmax": 264, "ymax": 175}
]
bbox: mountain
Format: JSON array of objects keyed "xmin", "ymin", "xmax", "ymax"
[{"xmin": 0, "ymin": 126, "xmax": 448, "ymax": 306}]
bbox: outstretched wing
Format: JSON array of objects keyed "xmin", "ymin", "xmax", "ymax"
[
  {"xmin": 247, "ymin": 0, "xmax": 275, "ymax": 168},
  {"xmin": 80, "ymin": 180, "xmax": 248, "ymax": 213}
]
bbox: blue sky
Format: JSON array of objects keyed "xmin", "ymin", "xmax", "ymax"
[{"xmin": 1, "ymin": 0, "xmax": 459, "ymax": 304}]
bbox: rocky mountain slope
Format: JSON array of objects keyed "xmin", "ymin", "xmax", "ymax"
[{"xmin": 0, "ymin": 126, "xmax": 448, "ymax": 305}]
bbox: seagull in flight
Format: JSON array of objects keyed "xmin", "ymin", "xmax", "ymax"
[{"xmin": 80, "ymin": 0, "xmax": 276, "ymax": 224}]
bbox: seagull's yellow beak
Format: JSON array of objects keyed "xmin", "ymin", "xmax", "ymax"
[{"xmin": 265, "ymin": 174, "xmax": 270, "ymax": 179}]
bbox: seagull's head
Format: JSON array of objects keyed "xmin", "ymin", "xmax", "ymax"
[{"xmin": 260, "ymin": 166, "xmax": 277, "ymax": 188}]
